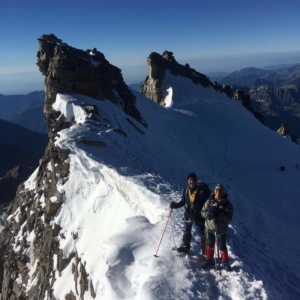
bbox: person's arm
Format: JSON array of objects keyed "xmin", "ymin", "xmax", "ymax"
[
  {"xmin": 170, "ymin": 189, "xmax": 186, "ymax": 209},
  {"xmin": 201, "ymin": 199, "xmax": 210, "ymax": 219},
  {"xmin": 218, "ymin": 200, "xmax": 233, "ymax": 223}
]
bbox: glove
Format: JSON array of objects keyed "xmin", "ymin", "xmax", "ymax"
[
  {"xmin": 170, "ymin": 201, "xmax": 175, "ymax": 209},
  {"xmin": 208, "ymin": 206, "xmax": 219, "ymax": 219}
]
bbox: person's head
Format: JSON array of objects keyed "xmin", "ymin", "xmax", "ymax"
[
  {"xmin": 214, "ymin": 184, "xmax": 225, "ymax": 200},
  {"xmin": 187, "ymin": 172, "xmax": 197, "ymax": 188}
]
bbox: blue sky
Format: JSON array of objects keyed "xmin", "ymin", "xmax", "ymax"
[{"xmin": 1, "ymin": 0, "xmax": 300, "ymax": 94}]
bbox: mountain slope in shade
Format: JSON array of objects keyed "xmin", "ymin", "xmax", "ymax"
[
  {"xmin": 1, "ymin": 73, "xmax": 300, "ymax": 299},
  {"xmin": 0, "ymin": 142, "xmax": 41, "ymax": 205},
  {"xmin": 0, "ymin": 142, "xmax": 40, "ymax": 177},
  {"xmin": 0, "ymin": 163, "xmax": 37, "ymax": 205},
  {"xmin": 217, "ymin": 65, "xmax": 300, "ymax": 141},
  {"xmin": 249, "ymin": 84, "xmax": 300, "ymax": 139},
  {"xmin": 11, "ymin": 106, "xmax": 46, "ymax": 134},
  {"xmin": 0, "ymin": 91, "xmax": 46, "ymax": 133},
  {"xmin": 0, "ymin": 119, "xmax": 48, "ymax": 158}
]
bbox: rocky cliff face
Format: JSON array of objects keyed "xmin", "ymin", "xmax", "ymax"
[
  {"xmin": 140, "ymin": 51, "xmax": 212, "ymax": 105},
  {"xmin": 0, "ymin": 34, "xmax": 145, "ymax": 300},
  {"xmin": 249, "ymin": 84, "xmax": 300, "ymax": 107},
  {"xmin": 37, "ymin": 34, "xmax": 144, "ymax": 129}
]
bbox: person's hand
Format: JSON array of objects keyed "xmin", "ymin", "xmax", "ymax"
[
  {"xmin": 188, "ymin": 214, "xmax": 195, "ymax": 223},
  {"xmin": 170, "ymin": 201, "xmax": 175, "ymax": 209},
  {"xmin": 208, "ymin": 206, "xmax": 219, "ymax": 219}
]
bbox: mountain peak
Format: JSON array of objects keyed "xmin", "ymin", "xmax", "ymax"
[{"xmin": 36, "ymin": 34, "xmax": 142, "ymax": 125}]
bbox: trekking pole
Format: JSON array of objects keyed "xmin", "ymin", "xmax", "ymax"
[
  {"xmin": 215, "ymin": 222, "xmax": 221, "ymax": 275},
  {"xmin": 154, "ymin": 209, "xmax": 172, "ymax": 257}
]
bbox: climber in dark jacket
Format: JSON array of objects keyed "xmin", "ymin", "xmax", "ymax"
[
  {"xmin": 201, "ymin": 184, "xmax": 233, "ymax": 271},
  {"xmin": 170, "ymin": 172, "xmax": 211, "ymax": 257}
]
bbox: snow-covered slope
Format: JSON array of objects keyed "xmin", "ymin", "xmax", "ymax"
[{"xmin": 21, "ymin": 73, "xmax": 300, "ymax": 299}]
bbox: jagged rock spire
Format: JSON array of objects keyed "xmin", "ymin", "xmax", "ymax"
[
  {"xmin": 36, "ymin": 34, "xmax": 142, "ymax": 126},
  {"xmin": 140, "ymin": 51, "xmax": 212, "ymax": 105}
]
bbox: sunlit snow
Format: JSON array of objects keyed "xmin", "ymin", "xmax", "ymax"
[{"xmin": 164, "ymin": 87, "xmax": 173, "ymax": 107}]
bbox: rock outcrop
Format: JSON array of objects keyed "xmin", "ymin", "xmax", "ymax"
[
  {"xmin": 277, "ymin": 122, "xmax": 291, "ymax": 136},
  {"xmin": 37, "ymin": 34, "xmax": 144, "ymax": 130},
  {"xmin": 233, "ymin": 89, "xmax": 264, "ymax": 124},
  {"xmin": 140, "ymin": 51, "xmax": 264, "ymax": 125},
  {"xmin": 212, "ymin": 82, "xmax": 233, "ymax": 99},
  {"xmin": 140, "ymin": 51, "xmax": 212, "ymax": 105},
  {"xmin": 0, "ymin": 34, "xmax": 146, "ymax": 300},
  {"xmin": 276, "ymin": 122, "xmax": 299, "ymax": 143}
]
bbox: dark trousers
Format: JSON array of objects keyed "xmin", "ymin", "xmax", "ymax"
[
  {"xmin": 182, "ymin": 212, "xmax": 206, "ymax": 254},
  {"xmin": 206, "ymin": 230, "xmax": 228, "ymax": 251}
]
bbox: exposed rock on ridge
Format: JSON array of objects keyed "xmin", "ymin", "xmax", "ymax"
[
  {"xmin": 37, "ymin": 33, "xmax": 144, "ymax": 128},
  {"xmin": 140, "ymin": 51, "xmax": 264, "ymax": 124},
  {"xmin": 233, "ymin": 89, "xmax": 264, "ymax": 124},
  {"xmin": 140, "ymin": 51, "xmax": 212, "ymax": 105}
]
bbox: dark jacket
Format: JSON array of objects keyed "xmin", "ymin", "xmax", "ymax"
[
  {"xmin": 173, "ymin": 182, "xmax": 211, "ymax": 224},
  {"xmin": 201, "ymin": 193, "xmax": 233, "ymax": 233}
]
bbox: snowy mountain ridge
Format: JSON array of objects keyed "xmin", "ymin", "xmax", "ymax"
[{"xmin": 1, "ymin": 71, "xmax": 300, "ymax": 300}]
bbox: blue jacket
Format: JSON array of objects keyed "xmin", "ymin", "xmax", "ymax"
[{"xmin": 172, "ymin": 182, "xmax": 211, "ymax": 223}]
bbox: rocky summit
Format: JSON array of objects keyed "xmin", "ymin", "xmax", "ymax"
[{"xmin": 36, "ymin": 34, "xmax": 144, "ymax": 130}]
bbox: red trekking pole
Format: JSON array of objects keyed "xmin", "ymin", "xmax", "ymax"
[{"xmin": 154, "ymin": 209, "xmax": 172, "ymax": 257}]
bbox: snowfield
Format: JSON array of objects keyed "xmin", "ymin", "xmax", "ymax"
[{"xmin": 15, "ymin": 73, "xmax": 300, "ymax": 299}]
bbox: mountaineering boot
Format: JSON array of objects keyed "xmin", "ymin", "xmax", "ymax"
[
  {"xmin": 223, "ymin": 262, "xmax": 232, "ymax": 271},
  {"xmin": 177, "ymin": 245, "xmax": 190, "ymax": 253},
  {"xmin": 202, "ymin": 259, "xmax": 215, "ymax": 269},
  {"xmin": 202, "ymin": 246, "xmax": 215, "ymax": 269},
  {"xmin": 220, "ymin": 249, "xmax": 232, "ymax": 271},
  {"xmin": 177, "ymin": 231, "xmax": 191, "ymax": 253}
]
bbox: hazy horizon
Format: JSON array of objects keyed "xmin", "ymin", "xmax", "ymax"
[{"xmin": 1, "ymin": 50, "xmax": 300, "ymax": 95}]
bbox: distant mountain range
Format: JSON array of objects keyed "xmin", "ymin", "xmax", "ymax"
[
  {"xmin": 217, "ymin": 64, "xmax": 300, "ymax": 87},
  {"xmin": 207, "ymin": 63, "xmax": 299, "ymax": 82},
  {"xmin": 209, "ymin": 64, "xmax": 300, "ymax": 139},
  {"xmin": 0, "ymin": 91, "xmax": 46, "ymax": 133},
  {"xmin": 0, "ymin": 119, "xmax": 48, "ymax": 159}
]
